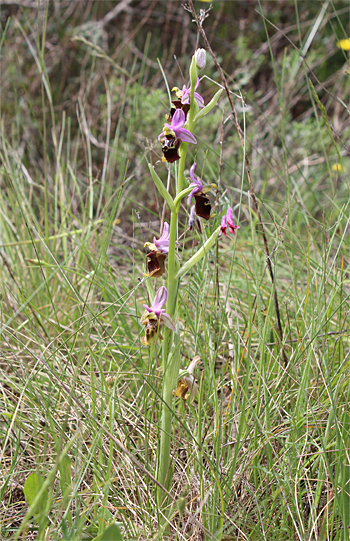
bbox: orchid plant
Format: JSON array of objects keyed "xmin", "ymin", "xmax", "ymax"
[{"xmin": 140, "ymin": 49, "xmax": 239, "ymax": 507}]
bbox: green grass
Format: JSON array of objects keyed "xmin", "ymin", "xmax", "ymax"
[{"xmin": 1, "ymin": 1, "xmax": 350, "ymax": 540}]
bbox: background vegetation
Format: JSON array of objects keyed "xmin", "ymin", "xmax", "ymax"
[{"xmin": 0, "ymin": 0, "xmax": 349, "ymax": 539}]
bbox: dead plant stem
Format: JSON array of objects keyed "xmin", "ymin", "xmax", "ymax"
[{"xmin": 188, "ymin": 0, "xmax": 287, "ymax": 364}]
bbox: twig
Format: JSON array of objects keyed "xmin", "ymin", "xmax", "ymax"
[
  {"xmin": 100, "ymin": 0, "xmax": 134, "ymax": 27},
  {"xmin": 187, "ymin": 0, "xmax": 287, "ymax": 364}
]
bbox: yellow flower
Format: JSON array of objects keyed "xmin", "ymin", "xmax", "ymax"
[
  {"xmin": 336, "ymin": 39, "xmax": 350, "ymax": 51},
  {"xmin": 332, "ymin": 163, "xmax": 345, "ymax": 173}
]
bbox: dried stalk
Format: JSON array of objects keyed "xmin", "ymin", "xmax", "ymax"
[{"xmin": 188, "ymin": 0, "xmax": 287, "ymax": 364}]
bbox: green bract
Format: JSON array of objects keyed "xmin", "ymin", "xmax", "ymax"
[
  {"xmin": 175, "ymin": 226, "xmax": 221, "ymax": 280},
  {"xmin": 148, "ymin": 164, "xmax": 176, "ymax": 213},
  {"xmin": 193, "ymin": 88, "xmax": 223, "ymax": 123}
]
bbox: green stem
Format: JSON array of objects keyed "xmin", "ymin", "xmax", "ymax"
[
  {"xmin": 157, "ymin": 145, "xmax": 188, "ymax": 507},
  {"xmin": 157, "ymin": 59, "xmax": 197, "ymax": 509},
  {"xmin": 177, "ymin": 143, "xmax": 188, "ymax": 195}
]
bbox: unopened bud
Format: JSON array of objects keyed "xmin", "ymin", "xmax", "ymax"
[{"xmin": 195, "ymin": 48, "xmax": 206, "ymax": 69}]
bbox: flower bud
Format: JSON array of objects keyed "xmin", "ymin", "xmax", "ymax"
[{"xmin": 195, "ymin": 48, "xmax": 206, "ymax": 69}]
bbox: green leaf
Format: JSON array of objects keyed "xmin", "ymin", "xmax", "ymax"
[
  {"xmin": 92, "ymin": 523, "xmax": 124, "ymax": 541},
  {"xmin": 59, "ymin": 455, "xmax": 71, "ymax": 496},
  {"xmin": 193, "ymin": 88, "xmax": 223, "ymax": 123},
  {"xmin": 148, "ymin": 164, "xmax": 175, "ymax": 213},
  {"xmin": 175, "ymin": 226, "xmax": 221, "ymax": 280},
  {"xmin": 173, "ymin": 185, "xmax": 194, "ymax": 208},
  {"xmin": 23, "ymin": 472, "xmax": 48, "ymax": 519}
]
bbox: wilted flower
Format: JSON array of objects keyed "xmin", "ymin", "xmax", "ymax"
[
  {"xmin": 141, "ymin": 286, "xmax": 176, "ymax": 345},
  {"xmin": 158, "ymin": 109, "xmax": 197, "ymax": 163},
  {"xmin": 173, "ymin": 356, "xmax": 201, "ymax": 406},
  {"xmin": 195, "ymin": 48, "xmax": 206, "ymax": 70},
  {"xmin": 173, "ymin": 78, "xmax": 204, "ymax": 109},
  {"xmin": 187, "ymin": 162, "xmax": 212, "ymax": 220},
  {"xmin": 219, "ymin": 208, "xmax": 240, "ymax": 236}
]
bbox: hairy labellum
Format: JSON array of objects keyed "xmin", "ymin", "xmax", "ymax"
[
  {"xmin": 141, "ymin": 314, "xmax": 163, "ymax": 345},
  {"xmin": 146, "ymin": 250, "xmax": 166, "ymax": 278},
  {"xmin": 194, "ymin": 193, "xmax": 211, "ymax": 220},
  {"xmin": 161, "ymin": 135, "xmax": 181, "ymax": 163},
  {"xmin": 168, "ymin": 101, "xmax": 190, "ymax": 121}
]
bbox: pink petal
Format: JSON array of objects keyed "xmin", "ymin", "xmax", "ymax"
[
  {"xmin": 171, "ymin": 109, "xmax": 185, "ymax": 131},
  {"xmin": 227, "ymin": 208, "xmax": 234, "ymax": 225},
  {"xmin": 160, "ymin": 313, "xmax": 176, "ymax": 332},
  {"xmin": 194, "ymin": 92, "xmax": 205, "ymax": 107},
  {"xmin": 151, "ymin": 286, "xmax": 167, "ymax": 313},
  {"xmin": 177, "ymin": 128, "xmax": 197, "ymax": 144},
  {"xmin": 190, "ymin": 162, "xmax": 197, "ymax": 182}
]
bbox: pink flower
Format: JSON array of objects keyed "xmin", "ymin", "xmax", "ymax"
[
  {"xmin": 219, "ymin": 208, "xmax": 240, "ymax": 236},
  {"xmin": 141, "ymin": 286, "xmax": 176, "ymax": 345},
  {"xmin": 180, "ymin": 78, "xmax": 204, "ymax": 108},
  {"xmin": 158, "ymin": 109, "xmax": 196, "ymax": 145}
]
